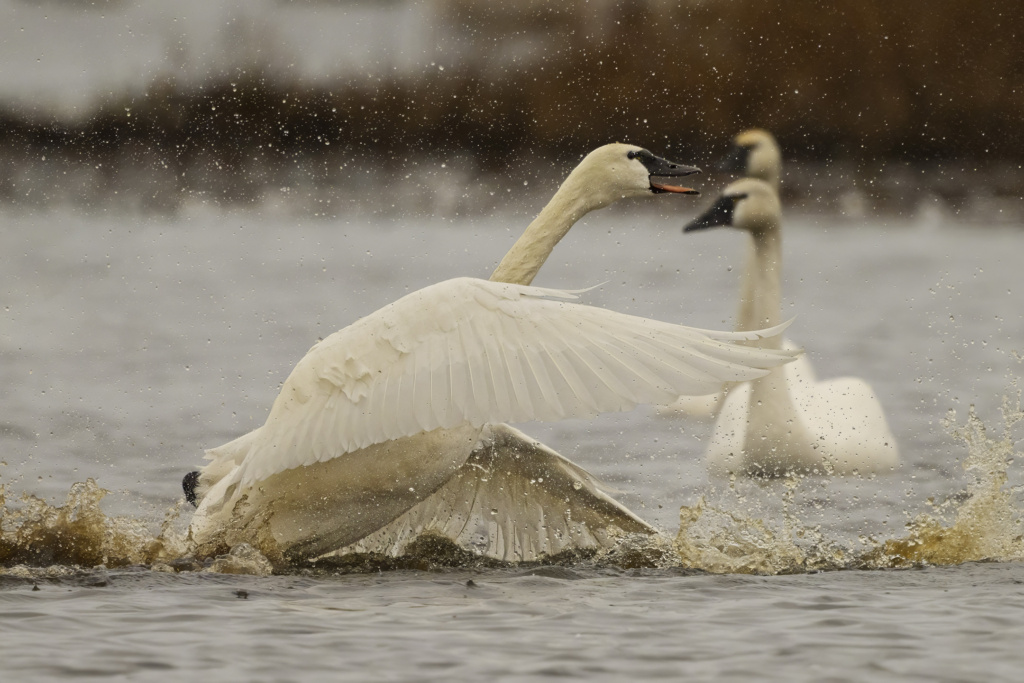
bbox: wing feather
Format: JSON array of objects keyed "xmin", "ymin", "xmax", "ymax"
[
  {"xmin": 484, "ymin": 333, "xmax": 513, "ymax": 419},
  {"xmin": 378, "ymin": 362, "xmax": 398, "ymax": 446},
  {"xmin": 461, "ymin": 315, "xmax": 491, "ymax": 420},
  {"xmin": 227, "ymin": 278, "xmax": 799, "ymax": 487},
  {"xmin": 519, "ymin": 325, "xmax": 569, "ymax": 420},
  {"xmin": 327, "ymin": 424, "xmax": 655, "ymax": 562},
  {"xmin": 425, "ymin": 334, "xmax": 448, "ymax": 428},
  {"xmin": 411, "ymin": 334, "xmax": 432, "ymax": 433},
  {"xmin": 535, "ymin": 327, "xmax": 604, "ymax": 416},
  {"xmin": 496, "ymin": 315, "xmax": 534, "ymax": 422},
  {"xmin": 394, "ymin": 360, "xmax": 415, "ymax": 438},
  {"xmin": 561, "ymin": 332, "xmax": 633, "ymax": 410}
]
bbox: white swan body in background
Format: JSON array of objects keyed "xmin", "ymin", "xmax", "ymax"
[
  {"xmin": 684, "ymin": 179, "xmax": 899, "ymax": 477},
  {"xmin": 660, "ymin": 129, "xmax": 784, "ymax": 418},
  {"xmin": 186, "ymin": 144, "xmax": 801, "ymax": 563}
]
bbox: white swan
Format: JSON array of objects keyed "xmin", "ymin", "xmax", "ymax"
[
  {"xmin": 684, "ymin": 178, "xmax": 899, "ymax": 477},
  {"xmin": 184, "ymin": 144, "xmax": 801, "ymax": 563},
  {"xmin": 660, "ymin": 128, "xmax": 783, "ymax": 418}
]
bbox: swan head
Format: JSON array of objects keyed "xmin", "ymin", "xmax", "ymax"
[
  {"xmin": 564, "ymin": 143, "xmax": 701, "ymax": 211},
  {"xmin": 716, "ymin": 129, "xmax": 781, "ymax": 189},
  {"xmin": 683, "ymin": 178, "xmax": 780, "ymax": 235}
]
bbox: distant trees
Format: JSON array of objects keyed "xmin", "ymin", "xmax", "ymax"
[{"xmin": 0, "ymin": 0, "xmax": 1019, "ymax": 204}]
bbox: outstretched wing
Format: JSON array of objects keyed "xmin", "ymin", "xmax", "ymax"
[
  {"xmin": 325, "ymin": 423, "xmax": 656, "ymax": 562},
  {"xmin": 230, "ymin": 277, "xmax": 799, "ymax": 487}
]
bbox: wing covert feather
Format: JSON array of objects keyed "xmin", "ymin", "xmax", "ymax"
[{"xmin": 231, "ymin": 278, "xmax": 799, "ymax": 487}]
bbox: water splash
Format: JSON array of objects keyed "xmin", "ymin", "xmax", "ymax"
[
  {"xmin": 2, "ymin": 394, "xmax": 1022, "ymax": 576},
  {"xmin": 673, "ymin": 478, "xmax": 848, "ymax": 575},
  {"xmin": 0, "ymin": 479, "xmax": 188, "ymax": 571},
  {"xmin": 863, "ymin": 394, "xmax": 1024, "ymax": 568},
  {"xmin": 673, "ymin": 392, "xmax": 1024, "ymax": 574}
]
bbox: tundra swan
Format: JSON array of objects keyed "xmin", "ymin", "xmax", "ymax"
[
  {"xmin": 661, "ymin": 128, "xmax": 783, "ymax": 418},
  {"xmin": 684, "ymin": 178, "xmax": 899, "ymax": 477},
  {"xmin": 185, "ymin": 144, "xmax": 800, "ymax": 564}
]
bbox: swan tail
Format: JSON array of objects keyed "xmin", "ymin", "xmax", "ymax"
[
  {"xmin": 182, "ymin": 471, "xmax": 200, "ymax": 506},
  {"xmin": 190, "ymin": 427, "xmax": 264, "ymax": 505}
]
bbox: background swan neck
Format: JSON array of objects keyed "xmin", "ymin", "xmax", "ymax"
[
  {"xmin": 737, "ymin": 225, "xmax": 783, "ymax": 345},
  {"xmin": 489, "ymin": 177, "xmax": 594, "ymax": 285},
  {"xmin": 739, "ymin": 216, "xmax": 814, "ymax": 465}
]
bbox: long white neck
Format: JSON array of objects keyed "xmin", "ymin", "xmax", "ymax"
[
  {"xmin": 738, "ymin": 152, "xmax": 780, "ymax": 325},
  {"xmin": 489, "ymin": 172, "xmax": 601, "ymax": 285},
  {"xmin": 737, "ymin": 226, "xmax": 783, "ymax": 348},
  {"xmin": 738, "ymin": 212, "xmax": 817, "ymax": 471},
  {"xmin": 744, "ymin": 224, "xmax": 791, "ymax": 426},
  {"xmin": 759, "ymin": 163, "xmax": 781, "ymax": 192}
]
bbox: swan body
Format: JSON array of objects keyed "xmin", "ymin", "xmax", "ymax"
[
  {"xmin": 187, "ymin": 144, "xmax": 800, "ymax": 562},
  {"xmin": 189, "ymin": 278, "xmax": 799, "ymax": 560},
  {"xmin": 709, "ymin": 340, "xmax": 899, "ymax": 477},
  {"xmin": 685, "ymin": 179, "xmax": 899, "ymax": 476}
]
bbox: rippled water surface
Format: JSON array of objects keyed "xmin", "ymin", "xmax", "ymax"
[
  {"xmin": 2, "ymin": 203, "xmax": 1023, "ymax": 681},
  {"xmin": 4, "ymin": 562, "xmax": 1024, "ymax": 681}
]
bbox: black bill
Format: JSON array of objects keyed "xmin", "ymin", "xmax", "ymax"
[
  {"xmin": 683, "ymin": 193, "xmax": 748, "ymax": 232},
  {"xmin": 630, "ymin": 148, "xmax": 702, "ymax": 195}
]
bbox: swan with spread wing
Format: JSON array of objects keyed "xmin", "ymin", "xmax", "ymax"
[{"xmin": 184, "ymin": 144, "xmax": 800, "ymax": 563}]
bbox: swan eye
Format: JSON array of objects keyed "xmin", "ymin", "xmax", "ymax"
[{"xmin": 627, "ymin": 151, "xmax": 637, "ymax": 160}]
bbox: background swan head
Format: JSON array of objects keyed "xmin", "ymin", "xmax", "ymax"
[
  {"xmin": 717, "ymin": 129, "xmax": 781, "ymax": 189},
  {"xmin": 564, "ymin": 143, "xmax": 701, "ymax": 211},
  {"xmin": 684, "ymin": 178, "xmax": 780, "ymax": 236}
]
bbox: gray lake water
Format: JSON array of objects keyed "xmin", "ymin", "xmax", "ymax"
[{"xmin": 2, "ymin": 200, "xmax": 1023, "ymax": 681}]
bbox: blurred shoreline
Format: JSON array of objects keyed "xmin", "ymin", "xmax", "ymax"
[
  {"xmin": 0, "ymin": 0, "xmax": 1020, "ymax": 221},
  {"xmin": 0, "ymin": 125, "xmax": 1019, "ymax": 225}
]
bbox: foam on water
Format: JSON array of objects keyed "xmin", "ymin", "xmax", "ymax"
[{"xmin": 1, "ymin": 394, "xmax": 1021, "ymax": 577}]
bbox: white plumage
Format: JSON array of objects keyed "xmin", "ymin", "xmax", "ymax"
[
  {"xmin": 335, "ymin": 423, "xmax": 655, "ymax": 562},
  {"xmin": 187, "ymin": 143, "xmax": 800, "ymax": 563},
  {"xmin": 217, "ymin": 278, "xmax": 796, "ymax": 492},
  {"xmin": 707, "ymin": 339, "xmax": 900, "ymax": 477},
  {"xmin": 684, "ymin": 178, "xmax": 899, "ymax": 477}
]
